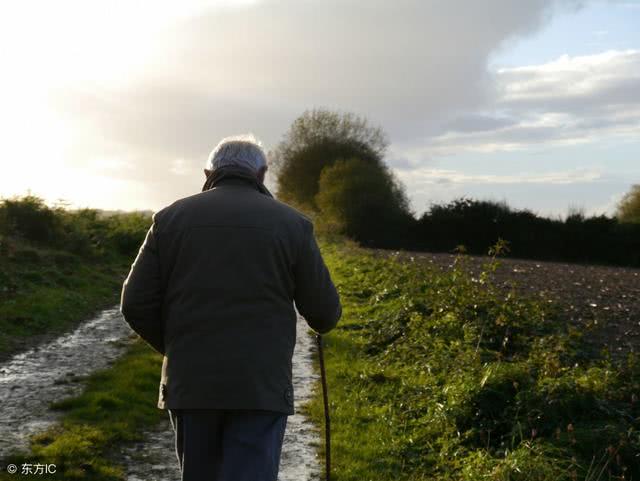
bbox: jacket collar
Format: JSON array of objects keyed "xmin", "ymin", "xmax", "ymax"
[{"xmin": 202, "ymin": 165, "xmax": 274, "ymax": 198}]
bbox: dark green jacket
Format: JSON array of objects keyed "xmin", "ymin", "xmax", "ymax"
[{"xmin": 120, "ymin": 166, "xmax": 342, "ymax": 414}]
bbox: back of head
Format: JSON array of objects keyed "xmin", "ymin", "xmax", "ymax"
[{"xmin": 206, "ymin": 133, "xmax": 267, "ymax": 175}]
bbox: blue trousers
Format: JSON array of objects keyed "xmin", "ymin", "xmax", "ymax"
[{"xmin": 168, "ymin": 409, "xmax": 288, "ymax": 481}]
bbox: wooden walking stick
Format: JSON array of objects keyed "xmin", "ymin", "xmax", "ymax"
[{"xmin": 316, "ymin": 334, "xmax": 331, "ymax": 481}]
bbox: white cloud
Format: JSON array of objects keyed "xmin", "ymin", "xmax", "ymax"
[
  {"xmin": 45, "ymin": 1, "xmax": 585, "ymax": 192},
  {"xmin": 497, "ymin": 49, "xmax": 639, "ymax": 102},
  {"xmin": 169, "ymin": 158, "xmax": 191, "ymax": 176},
  {"xmin": 10, "ymin": 0, "xmax": 635, "ymax": 214},
  {"xmin": 396, "ymin": 167, "xmax": 602, "ymax": 185},
  {"xmin": 408, "ymin": 50, "xmax": 640, "ymax": 157},
  {"xmin": 87, "ymin": 157, "xmax": 134, "ymax": 173}
]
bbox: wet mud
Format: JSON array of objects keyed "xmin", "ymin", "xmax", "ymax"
[
  {"xmin": 1, "ymin": 306, "xmax": 325, "ymax": 480},
  {"xmin": 0, "ymin": 307, "xmax": 136, "ymax": 459}
]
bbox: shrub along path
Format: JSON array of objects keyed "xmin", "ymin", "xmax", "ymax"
[
  {"xmin": 371, "ymin": 248, "xmax": 640, "ymax": 362},
  {"xmin": 303, "ymin": 240, "xmax": 639, "ymax": 481}
]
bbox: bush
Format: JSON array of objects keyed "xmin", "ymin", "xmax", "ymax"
[
  {"xmin": 315, "ymin": 240, "xmax": 640, "ymax": 480},
  {"xmin": 315, "ymin": 157, "xmax": 413, "ymax": 247},
  {"xmin": 0, "ymin": 195, "xmax": 60, "ymax": 243},
  {"xmin": 616, "ymin": 184, "xmax": 640, "ymax": 224},
  {"xmin": 0, "ymin": 195, "xmax": 151, "ymax": 259},
  {"xmin": 104, "ymin": 212, "xmax": 153, "ymax": 256},
  {"xmin": 271, "ymin": 108, "xmax": 389, "ymax": 210},
  {"xmin": 416, "ymin": 197, "xmax": 640, "ymax": 267}
]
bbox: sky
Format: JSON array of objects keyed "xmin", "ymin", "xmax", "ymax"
[{"xmin": 0, "ymin": 0, "xmax": 638, "ymax": 219}]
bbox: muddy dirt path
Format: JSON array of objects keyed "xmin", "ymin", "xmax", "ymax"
[
  {"xmin": 0, "ymin": 307, "xmax": 136, "ymax": 460},
  {"xmin": 0, "ymin": 301, "xmax": 325, "ymax": 479},
  {"xmin": 114, "ymin": 312, "xmax": 323, "ymax": 481}
]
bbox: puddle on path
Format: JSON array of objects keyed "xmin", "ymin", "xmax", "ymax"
[
  {"xmin": 0, "ymin": 307, "xmax": 136, "ymax": 460},
  {"xmin": 115, "ymin": 313, "xmax": 323, "ymax": 481}
]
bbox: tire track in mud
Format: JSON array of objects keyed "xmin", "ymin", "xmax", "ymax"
[
  {"xmin": 115, "ymin": 312, "xmax": 323, "ymax": 481},
  {"xmin": 0, "ymin": 307, "xmax": 136, "ymax": 460}
]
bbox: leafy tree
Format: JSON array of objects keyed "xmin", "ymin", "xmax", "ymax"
[
  {"xmin": 0, "ymin": 195, "xmax": 60, "ymax": 243},
  {"xmin": 314, "ymin": 157, "xmax": 413, "ymax": 246},
  {"xmin": 270, "ymin": 108, "xmax": 388, "ymax": 210},
  {"xmin": 616, "ymin": 184, "xmax": 640, "ymax": 223}
]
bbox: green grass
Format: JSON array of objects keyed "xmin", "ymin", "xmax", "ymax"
[
  {"xmin": 0, "ymin": 240, "xmax": 130, "ymax": 358},
  {"xmin": 0, "ymin": 197, "xmax": 166, "ymax": 479},
  {"xmin": 0, "ymin": 339, "xmax": 164, "ymax": 481},
  {"xmin": 0, "ymin": 195, "xmax": 152, "ymax": 358},
  {"xmin": 0, "ymin": 231, "xmax": 167, "ymax": 480},
  {"xmin": 305, "ymin": 239, "xmax": 640, "ymax": 480},
  {"xmin": 2, "ymin": 236, "xmax": 638, "ymax": 480}
]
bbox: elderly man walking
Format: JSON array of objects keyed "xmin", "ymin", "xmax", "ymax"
[{"xmin": 120, "ymin": 134, "xmax": 342, "ymax": 481}]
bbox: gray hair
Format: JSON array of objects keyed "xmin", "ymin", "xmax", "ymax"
[{"xmin": 206, "ymin": 134, "xmax": 267, "ymax": 174}]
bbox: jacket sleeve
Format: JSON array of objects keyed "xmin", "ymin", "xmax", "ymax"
[
  {"xmin": 120, "ymin": 213, "xmax": 165, "ymax": 355},
  {"xmin": 293, "ymin": 220, "xmax": 342, "ymax": 334}
]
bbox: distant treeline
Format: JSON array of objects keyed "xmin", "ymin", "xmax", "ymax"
[
  {"xmin": 271, "ymin": 108, "xmax": 640, "ymax": 268},
  {"xmin": 317, "ymin": 194, "xmax": 640, "ymax": 268},
  {"xmin": 0, "ymin": 195, "xmax": 151, "ymax": 260},
  {"xmin": 404, "ymin": 197, "xmax": 640, "ymax": 267}
]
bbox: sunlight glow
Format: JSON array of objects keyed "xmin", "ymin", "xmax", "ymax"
[{"xmin": 0, "ymin": 0, "xmax": 258, "ymax": 208}]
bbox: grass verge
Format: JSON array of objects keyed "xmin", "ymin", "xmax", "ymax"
[
  {"xmin": 305, "ymin": 239, "xmax": 640, "ymax": 481},
  {"xmin": 3, "ymin": 237, "xmax": 638, "ymax": 480},
  {"xmin": 0, "ymin": 241, "xmax": 131, "ymax": 360}
]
